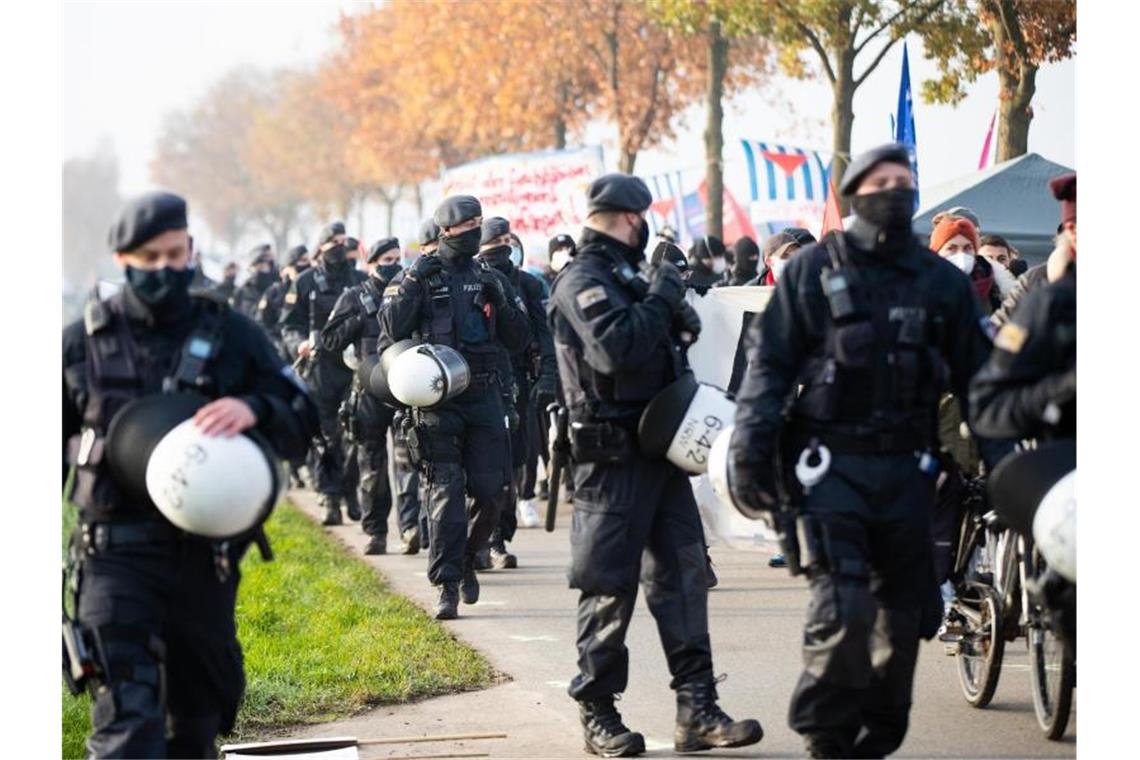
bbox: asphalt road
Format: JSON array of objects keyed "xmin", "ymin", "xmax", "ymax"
[{"xmin": 289, "ymin": 491, "xmax": 1075, "ymax": 758}]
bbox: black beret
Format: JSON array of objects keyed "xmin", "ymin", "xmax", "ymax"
[
  {"xmin": 433, "ymin": 195, "xmax": 482, "ymax": 228},
  {"xmin": 318, "ymin": 221, "xmax": 346, "ymax": 246},
  {"xmin": 480, "ymin": 216, "xmax": 511, "ymax": 245},
  {"xmin": 731, "ymin": 236, "xmax": 760, "ymax": 261},
  {"xmin": 839, "ymin": 143, "xmax": 912, "ymax": 196},
  {"xmin": 418, "ymin": 218, "xmax": 441, "ymax": 246},
  {"xmin": 549, "ymin": 233, "xmax": 576, "ymax": 255},
  {"xmin": 286, "ymin": 244, "xmax": 309, "ymax": 265},
  {"xmin": 586, "ymin": 173, "xmax": 652, "ymax": 214},
  {"xmin": 783, "ymin": 227, "xmax": 817, "ymax": 246},
  {"xmin": 367, "ymin": 237, "xmax": 400, "ymax": 263},
  {"xmin": 107, "ymin": 191, "xmax": 188, "ymax": 253},
  {"xmin": 689, "ymin": 235, "xmax": 726, "ymax": 261},
  {"xmin": 249, "ymin": 244, "xmax": 274, "ymax": 264}
]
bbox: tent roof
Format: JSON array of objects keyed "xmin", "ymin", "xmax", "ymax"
[{"xmin": 912, "ymin": 153, "xmax": 1073, "ymax": 261}]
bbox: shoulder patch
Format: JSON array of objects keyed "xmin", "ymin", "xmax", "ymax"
[
  {"xmin": 993, "ymin": 323, "xmax": 1027, "ymax": 354},
  {"xmin": 384, "ymin": 285, "xmax": 400, "ymax": 296},
  {"xmin": 576, "ymin": 285, "xmax": 611, "ymax": 320},
  {"xmin": 285, "ymin": 291, "xmax": 298, "ymax": 304}
]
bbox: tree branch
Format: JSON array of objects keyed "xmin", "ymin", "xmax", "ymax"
[
  {"xmin": 854, "ymin": 0, "xmax": 946, "ymax": 86},
  {"xmin": 854, "ymin": 0, "xmax": 946, "ymax": 55},
  {"xmin": 774, "ymin": 0, "xmax": 837, "ymax": 83}
]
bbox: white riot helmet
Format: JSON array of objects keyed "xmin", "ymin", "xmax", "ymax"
[
  {"xmin": 105, "ymin": 393, "xmax": 283, "ymax": 539},
  {"xmin": 342, "ymin": 344, "xmax": 361, "ymax": 371},
  {"xmin": 387, "ymin": 344, "xmax": 471, "ymax": 409},
  {"xmin": 706, "ymin": 424, "xmax": 775, "ymax": 525},
  {"xmin": 638, "ymin": 372, "xmax": 736, "ymax": 474},
  {"xmin": 1033, "ymin": 470, "xmax": 1076, "ymax": 582}
]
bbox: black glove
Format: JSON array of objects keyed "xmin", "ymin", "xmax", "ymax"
[
  {"xmin": 408, "ymin": 254, "xmax": 443, "ymax": 282},
  {"xmin": 647, "ymin": 261, "xmax": 685, "ymax": 310},
  {"xmin": 674, "ymin": 301, "xmax": 701, "ymax": 341},
  {"xmin": 727, "ymin": 446, "xmax": 778, "ymax": 520},
  {"xmin": 477, "ymin": 270, "xmax": 510, "ymax": 309}
]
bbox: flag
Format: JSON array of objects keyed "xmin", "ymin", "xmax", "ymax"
[
  {"xmin": 895, "ymin": 41, "xmax": 920, "ymax": 209},
  {"xmin": 978, "ymin": 110, "xmax": 997, "ymax": 169},
  {"xmin": 819, "ymin": 175, "xmax": 843, "ymax": 238}
]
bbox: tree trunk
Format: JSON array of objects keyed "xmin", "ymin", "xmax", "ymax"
[
  {"xmin": 357, "ymin": 191, "xmax": 367, "ymax": 239},
  {"xmin": 414, "ymin": 183, "xmax": 424, "ymax": 221},
  {"xmin": 991, "ymin": 9, "xmax": 1036, "ymax": 162},
  {"xmin": 619, "ymin": 150, "xmax": 637, "ymax": 174},
  {"xmin": 554, "ymin": 80, "xmax": 569, "ymax": 150},
  {"xmin": 831, "ymin": 63, "xmax": 856, "ymax": 214},
  {"xmin": 704, "ymin": 19, "xmax": 728, "ymax": 239}
]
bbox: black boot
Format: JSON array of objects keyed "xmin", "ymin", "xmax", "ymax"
[
  {"xmin": 434, "ymin": 582, "xmax": 459, "ymax": 620},
  {"xmin": 804, "ymin": 732, "xmax": 851, "ymax": 759},
  {"xmin": 320, "ymin": 497, "xmax": 343, "ymax": 526},
  {"xmin": 472, "ymin": 546, "xmax": 492, "ymax": 571},
  {"xmin": 460, "ymin": 556, "xmax": 480, "ymax": 604},
  {"xmin": 489, "ymin": 529, "xmax": 517, "ymax": 570},
  {"xmin": 579, "ymin": 697, "xmax": 645, "ymax": 757},
  {"xmin": 674, "ymin": 678, "xmax": 762, "ymax": 752},
  {"xmin": 345, "ymin": 491, "xmax": 361, "ymax": 521},
  {"xmin": 400, "ymin": 526, "xmax": 421, "ymax": 555},
  {"xmin": 365, "ymin": 535, "xmax": 387, "ymax": 555},
  {"xmin": 705, "ymin": 549, "xmax": 718, "ymax": 589}
]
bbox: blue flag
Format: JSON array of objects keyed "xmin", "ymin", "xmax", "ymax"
[{"xmin": 895, "ymin": 41, "xmax": 920, "ymax": 209}]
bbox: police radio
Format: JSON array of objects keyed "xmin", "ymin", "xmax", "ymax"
[{"xmin": 821, "ymin": 232, "xmax": 857, "ymax": 321}]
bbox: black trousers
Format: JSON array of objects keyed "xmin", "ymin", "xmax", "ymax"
[
  {"xmin": 312, "ymin": 367, "xmax": 352, "ymax": 500},
  {"xmin": 76, "ymin": 526, "xmax": 245, "ymax": 759},
  {"xmin": 351, "ymin": 391, "xmax": 396, "ymax": 538},
  {"xmin": 391, "ymin": 411, "xmax": 422, "ymax": 536},
  {"xmin": 420, "ymin": 385, "xmax": 511, "ymax": 584},
  {"xmin": 566, "ymin": 454, "xmax": 714, "ymax": 702},
  {"xmin": 786, "ymin": 452, "xmax": 943, "ymax": 758}
]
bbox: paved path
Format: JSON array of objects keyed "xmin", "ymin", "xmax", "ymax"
[{"xmin": 281, "ymin": 490, "xmax": 1075, "ymax": 758}]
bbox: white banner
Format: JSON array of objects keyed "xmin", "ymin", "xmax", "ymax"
[
  {"xmin": 685, "ymin": 285, "xmax": 774, "ymax": 390},
  {"xmin": 441, "ymin": 146, "xmax": 604, "ymax": 260}
]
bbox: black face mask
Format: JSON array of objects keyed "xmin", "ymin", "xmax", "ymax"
[
  {"xmin": 254, "ymin": 270, "xmax": 276, "ymax": 290},
  {"xmin": 125, "ymin": 265, "xmax": 194, "ymax": 314},
  {"xmin": 850, "ymin": 188, "xmax": 916, "ymax": 231},
  {"xmin": 478, "ymin": 244, "xmax": 512, "ymax": 273},
  {"xmin": 322, "ymin": 244, "xmax": 348, "ymax": 268},
  {"xmin": 734, "ymin": 257, "xmax": 758, "ymax": 278},
  {"xmin": 635, "ymin": 219, "xmax": 650, "ymax": 254},
  {"xmin": 438, "ymin": 227, "xmax": 482, "ymax": 264},
  {"xmin": 375, "ymin": 262, "xmax": 402, "ymax": 282}
]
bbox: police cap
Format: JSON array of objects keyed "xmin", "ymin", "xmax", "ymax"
[
  {"xmin": 367, "ymin": 237, "xmax": 400, "ymax": 263},
  {"xmin": 418, "ymin": 218, "xmax": 441, "ymax": 246},
  {"xmin": 549, "ymin": 233, "xmax": 576, "ymax": 255},
  {"xmin": 839, "ymin": 143, "xmax": 912, "ymax": 196},
  {"xmin": 249, "ymin": 244, "xmax": 274, "ymax": 264},
  {"xmin": 480, "ymin": 216, "xmax": 511, "ymax": 244},
  {"xmin": 433, "ymin": 195, "xmax": 482, "ymax": 229},
  {"xmin": 107, "ymin": 191, "xmax": 188, "ymax": 253},
  {"xmin": 318, "ymin": 221, "xmax": 346, "ymax": 246},
  {"xmin": 586, "ymin": 173, "xmax": 652, "ymax": 214},
  {"xmin": 286, "ymin": 244, "xmax": 309, "ymax": 265}
]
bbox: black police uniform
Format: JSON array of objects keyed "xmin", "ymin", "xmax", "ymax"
[
  {"xmin": 379, "ymin": 199, "xmax": 531, "ymax": 613},
  {"xmin": 279, "ymin": 246, "xmax": 366, "ymax": 519},
  {"xmin": 234, "ymin": 268, "xmax": 277, "ymax": 322},
  {"xmin": 213, "ymin": 275, "xmax": 237, "ymax": 304},
  {"xmin": 476, "ymin": 230, "xmax": 558, "ymax": 551},
  {"xmin": 730, "ymin": 149, "xmax": 1000, "ymax": 756},
  {"xmin": 321, "ymin": 258, "xmax": 411, "ymax": 550},
  {"xmin": 257, "ymin": 276, "xmax": 292, "ymax": 359},
  {"xmin": 62, "ymin": 193, "xmax": 317, "ymax": 759}
]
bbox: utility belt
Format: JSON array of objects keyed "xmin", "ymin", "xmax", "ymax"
[
  {"xmin": 787, "ymin": 422, "xmax": 931, "ymax": 455},
  {"xmin": 567, "ymin": 415, "xmax": 639, "ymax": 464}
]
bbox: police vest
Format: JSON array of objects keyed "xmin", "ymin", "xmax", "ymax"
[
  {"xmin": 416, "ymin": 267, "xmax": 503, "ymax": 375},
  {"xmin": 67, "ymin": 293, "xmax": 226, "ymax": 515},
  {"xmin": 792, "ymin": 232, "xmax": 948, "ymax": 446}
]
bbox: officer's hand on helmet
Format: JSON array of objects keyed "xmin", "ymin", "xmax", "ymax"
[
  {"xmin": 727, "ymin": 449, "xmax": 778, "ymax": 520},
  {"xmin": 647, "ymin": 261, "xmax": 685, "ymax": 310},
  {"xmin": 408, "ymin": 254, "xmax": 443, "ymax": 282},
  {"xmin": 193, "ymin": 398, "xmax": 257, "ymax": 438},
  {"xmin": 674, "ymin": 301, "xmax": 701, "ymax": 341}
]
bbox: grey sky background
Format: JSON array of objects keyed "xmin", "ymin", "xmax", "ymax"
[{"xmin": 64, "ymin": 1, "xmax": 1074, "ymax": 249}]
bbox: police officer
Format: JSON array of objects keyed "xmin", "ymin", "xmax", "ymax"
[
  {"xmin": 233, "ymin": 244, "xmax": 278, "ymax": 320},
  {"xmin": 62, "ymin": 191, "xmax": 318, "ymax": 758},
  {"xmin": 214, "ymin": 261, "xmax": 239, "ymax": 303},
  {"xmin": 258, "ymin": 244, "xmax": 311, "ymax": 361},
  {"xmin": 549, "ymin": 174, "xmax": 761, "ymax": 757},
  {"xmin": 280, "ymin": 222, "xmax": 367, "ymax": 525},
  {"xmin": 726, "ymin": 144, "xmax": 1003, "ymax": 758},
  {"xmin": 379, "ymin": 197, "xmax": 531, "ymax": 619},
  {"xmin": 322, "ymin": 237, "xmax": 406, "ymax": 555},
  {"xmin": 970, "ymin": 172, "xmax": 1076, "ymax": 442},
  {"xmin": 477, "ymin": 217, "xmax": 557, "ymax": 563}
]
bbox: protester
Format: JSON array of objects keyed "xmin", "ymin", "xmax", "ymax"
[
  {"xmin": 722, "ymin": 236, "xmax": 760, "ymax": 286},
  {"xmin": 930, "ymin": 217, "xmax": 1005, "ymax": 314},
  {"xmin": 685, "ymin": 235, "xmax": 728, "ymax": 294},
  {"xmin": 545, "ymin": 233, "xmax": 576, "ymax": 285}
]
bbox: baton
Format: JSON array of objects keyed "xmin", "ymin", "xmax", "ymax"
[{"xmin": 545, "ymin": 403, "xmax": 569, "ymax": 532}]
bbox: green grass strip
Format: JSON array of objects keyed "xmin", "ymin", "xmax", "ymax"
[{"xmin": 62, "ymin": 500, "xmax": 495, "ymax": 759}]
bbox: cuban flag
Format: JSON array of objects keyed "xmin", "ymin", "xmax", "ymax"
[{"xmin": 737, "ymin": 140, "xmax": 832, "ymax": 239}]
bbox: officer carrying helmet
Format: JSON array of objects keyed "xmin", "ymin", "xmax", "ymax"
[
  {"xmin": 549, "ymin": 173, "xmax": 762, "ymax": 757},
  {"xmin": 726, "ymin": 144, "xmax": 1007, "ymax": 758},
  {"xmin": 378, "ymin": 196, "xmax": 531, "ymax": 619},
  {"xmin": 62, "ymin": 191, "xmax": 318, "ymax": 757}
]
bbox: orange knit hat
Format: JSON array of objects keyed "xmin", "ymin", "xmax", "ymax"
[{"xmin": 930, "ymin": 217, "xmax": 980, "ymax": 254}]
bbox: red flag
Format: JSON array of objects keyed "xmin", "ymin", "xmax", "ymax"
[
  {"xmin": 819, "ymin": 175, "xmax": 843, "ymax": 238},
  {"xmin": 978, "ymin": 110, "xmax": 997, "ymax": 170},
  {"xmin": 697, "ymin": 179, "xmax": 758, "ymax": 243}
]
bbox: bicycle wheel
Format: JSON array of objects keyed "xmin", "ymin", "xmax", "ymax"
[
  {"xmin": 955, "ymin": 584, "xmax": 1005, "ymax": 708},
  {"xmin": 1026, "ymin": 551, "xmax": 1076, "ymax": 739}
]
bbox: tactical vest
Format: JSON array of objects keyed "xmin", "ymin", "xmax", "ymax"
[
  {"xmin": 67, "ymin": 293, "xmax": 226, "ymax": 515},
  {"xmin": 417, "ymin": 267, "xmax": 502, "ymax": 375},
  {"xmin": 791, "ymin": 232, "xmax": 948, "ymax": 448}
]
